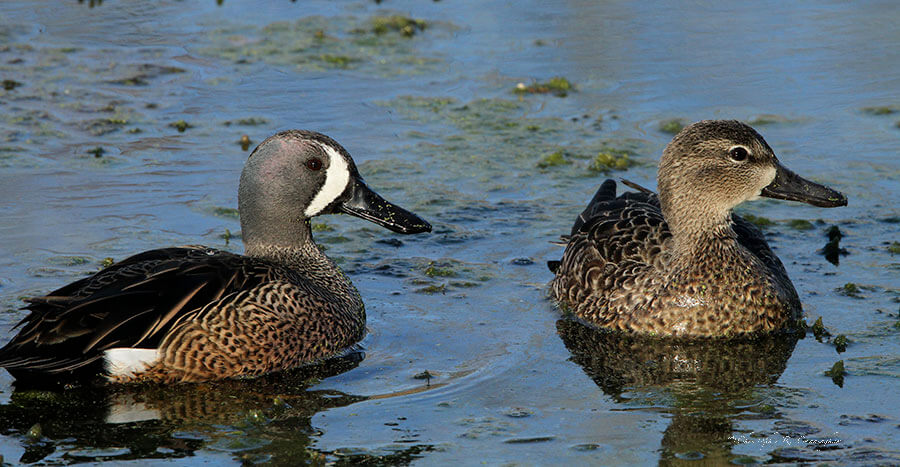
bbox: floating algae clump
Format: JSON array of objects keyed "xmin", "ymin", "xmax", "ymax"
[
  {"xmin": 839, "ymin": 282, "xmax": 862, "ymax": 298},
  {"xmin": 169, "ymin": 120, "xmax": 193, "ymax": 132},
  {"xmin": 787, "ymin": 219, "xmax": 815, "ymax": 230},
  {"xmin": 740, "ymin": 213, "xmax": 774, "ymax": 229},
  {"xmin": 861, "ymin": 106, "xmax": 898, "ymax": 116},
  {"xmin": 825, "ymin": 360, "xmax": 846, "ymax": 387},
  {"xmin": 589, "ymin": 150, "xmax": 632, "ymax": 173},
  {"xmin": 371, "ymin": 15, "xmax": 427, "ymax": 37},
  {"xmin": 833, "ymin": 334, "xmax": 849, "ymax": 353},
  {"xmin": 658, "ymin": 119, "xmax": 685, "ymax": 134},
  {"xmin": 514, "ymin": 77, "xmax": 573, "ymax": 97},
  {"xmin": 537, "ymin": 151, "xmax": 571, "ymax": 168}
]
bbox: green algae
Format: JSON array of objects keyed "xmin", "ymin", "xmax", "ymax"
[
  {"xmin": 658, "ymin": 119, "xmax": 685, "ymax": 134},
  {"xmin": 109, "ymin": 64, "xmax": 186, "ymax": 86},
  {"xmin": 514, "ymin": 77, "xmax": 573, "ymax": 97},
  {"xmin": 825, "ymin": 360, "xmax": 846, "ymax": 387},
  {"xmin": 26, "ymin": 423, "xmax": 42, "ymax": 441},
  {"xmin": 81, "ymin": 117, "xmax": 130, "ymax": 136},
  {"xmin": 169, "ymin": 120, "xmax": 193, "ymax": 132},
  {"xmin": 838, "ymin": 282, "xmax": 864, "ymax": 299},
  {"xmin": 537, "ymin": 150, "xmax": 571, "ymax": 168},
  {"xmin": 376, "ymin": 95, "xmax": 649, "ymax": 197},
  {"xmin": 224, "ymin": 117, "xmax": 269, "ymax": 127},
  {"xmin": 2, "ymin": 79, "xmax": 22, "ymax": 90},
  {"xmin": 888, "ymin": 241, "xmax": 900, "ymax": 254},
  {"xmin": 424, "ymin": 261, "xmax": 457, "ymax": 278},
  {"xmin": 311, "ymin": 222, "xmax": 334, "ymax": 232},
  {"xmin": 416, "ymin": 283, "xmax": 446, "ymax": 295},
  {"xmin": 47, "ymin": 255, "xmax": 92, "ymax": 267},
  {"xmin": 589, "ymin": 150, "xmax": 633, "ymax": 173},
  {"xmin": 833, "ymin": 334, "xmax": 848, "ymax": 353},
  {"xmin": 747, "ymin": 114, "xmax": 800, "ymax": 126},
  {"xmin": 370, "ymin": 15, "xmax": 427, "ymax": 37},
  {"xmin": 811, "ymin": 316, "xmax": 830, "ymax": 341},
  {"xmin": 741, "ymin": 213, "xmax": 775, "ymax": 229},
  {"xmin": 213, "ymin": 207, "xmax": 240, "ymax": 219},
  {"xmin": 787, "ymin": 219, "xmax": 815, "ymax": 230},
  {"xmin": 201, "ymin": 15, "xmax": 449, "ymax": 77},
  {"xmin": 861, "ymin": 106, "xmax": 898, "ymax": 116},
  {"xmin": 317, "ymin": 54, "xmax": 360, "ymax": 68}
]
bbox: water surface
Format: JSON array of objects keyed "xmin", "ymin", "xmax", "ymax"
[{"xmin": 0, "ymin": 0, "xmax": 898, "ymax": 464}]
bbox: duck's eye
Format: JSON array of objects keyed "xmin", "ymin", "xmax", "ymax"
[
  {"xmin": 729, "ymin": 146, "xmax": 749, "ymax": 162},
  {"xmin": 305, "ymin": 158, "xmax": 323, "ymax": 171}
]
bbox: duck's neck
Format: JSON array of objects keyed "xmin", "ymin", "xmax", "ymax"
[
  {"xmin": 243, "ymin": 221, "xmax": 360, "ymax": 302},
  {"xmin": 661, "ymin": 196, "xmax": 738, "ymax": 261}
]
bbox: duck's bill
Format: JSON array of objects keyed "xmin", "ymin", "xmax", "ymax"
[
  {"xmin": 761, "ymin": 161, "xmax": 848, "ymax": 208},
  {"xmin": 339, "ymin": 179, "xmax": 432, "ymax": 234}
]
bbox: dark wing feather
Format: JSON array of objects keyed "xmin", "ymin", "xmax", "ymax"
[
  {"xmin": 731, "ymin": 213, "xmax": 800, "ymax": 307},
  {"xmin": 0, "ymin": 246, "xmax": 278, "ymax": 378},
  {"xmin": 571, "ymin": 179, "xmax": 668, "ymax": 264},
  {"xmin": 731, "ymin": 214, "xmax": 787, "ymax": 277},
  {"xmin": 551, "ymin": 180, "xmax": 671, "ymax": 320}
]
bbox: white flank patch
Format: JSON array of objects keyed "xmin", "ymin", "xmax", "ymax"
[
  {"xmin": 103, "ymin": 347, "xmax": 159, "ymax": 379},
  {"xmin": 304, "ymin": 143, "xmax": 351, "ymax": 217}
]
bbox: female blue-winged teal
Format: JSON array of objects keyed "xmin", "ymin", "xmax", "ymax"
[
  {"xmin": 0, "ymin": 130, "xmax": 431, "ymax": 383},
  {"xmin": 550, "ymin": 120, "xmax": 847, "ymax": 337}
]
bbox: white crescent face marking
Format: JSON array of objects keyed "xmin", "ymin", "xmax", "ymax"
[{"xmin": 304, "ymin": 143, "xmax": 351, "ymax": 217}]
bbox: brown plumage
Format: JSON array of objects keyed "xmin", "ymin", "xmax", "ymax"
[
  {"xmin": 550, "ymin": 120, "xmax": 847, "ymax": 337},
  {"xmin": 0, "ymin": 130, "xmax": 431, "ymax": 384}
]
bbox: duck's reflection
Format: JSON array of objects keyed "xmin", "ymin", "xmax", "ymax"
[
  {"xmin": 0, "ymin": 351, "xmax": 418, "ymax": 464},
  {"xmin": 557, "ymin": 318, "xmax": 800, "ymax": 464}
]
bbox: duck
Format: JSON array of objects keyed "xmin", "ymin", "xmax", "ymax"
[
  {"xmin": 549, "ymin": 120, "xmax": 847, "ymax": 337},
  {"xmin": 0, "ymin": 130, "xmax": 431, "ymax": 384}
]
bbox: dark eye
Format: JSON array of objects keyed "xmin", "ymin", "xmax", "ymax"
[
  {"xmin": 729, "ymin": 146, "xmax": 749, "ymax": 162},
  {"xmin": 305, "ymin": 158, "xmax": 323, "ymax": 171}
]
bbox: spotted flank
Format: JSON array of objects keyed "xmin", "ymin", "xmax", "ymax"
[
  {"xmin": 550, "ymin": 120, "xmax": 847, "ymax": 337},
  {"xmin": 0, "ymin": 130, "xmax": 431, "ymax": 384}
]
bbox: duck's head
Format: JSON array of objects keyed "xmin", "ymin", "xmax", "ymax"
[
  {"xmin": 657, "ymin": 120, "xmax": 847, "ymax": 237},
  {"xmin": 238, "ymin": 130, "xmax": 431, "ymax": 252}
]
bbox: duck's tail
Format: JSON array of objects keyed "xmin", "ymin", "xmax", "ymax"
[
  {"xmin": 548, "ymin": 180, "xmax": 619, "ymax": 273},
  {"xmin": 570, "ymin": 179, "xmax": 618, "ymax": 235}
]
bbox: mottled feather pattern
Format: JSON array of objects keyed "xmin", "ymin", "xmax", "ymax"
[
  {"xmin": 0, "ymin": 246, "xmax": 365, "ymax": 383},
  {"xmin": 551, "ymin": 180, "xmax": 801, "ymax": 337}
]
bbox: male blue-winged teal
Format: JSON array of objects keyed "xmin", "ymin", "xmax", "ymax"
[
  {"xmin": 0, "ymin": 130, "xmax": 431, "ymax": 383},
  {"xmin": 550, "ymin": 120, "xmax": 847, "ymax": 337}
]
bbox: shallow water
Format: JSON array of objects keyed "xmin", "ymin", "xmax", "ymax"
[{"xmin": 1, "ymin": 0, "xmax": 898, "ymax": 464}]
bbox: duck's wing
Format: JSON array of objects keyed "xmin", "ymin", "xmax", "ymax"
[
  {"xmin": 0, "ymin": 246, "xmax": 277, "ymax": 378},
  {"xmin": 731, "ymin": 214, "xmax": 799, "ymax": 303},
  {"xmin": 551, "ymin": 180, "xmax": 671, "ymax": 315},
  {"xmin": 557, "ymin": 179, "xmax": 668, "ymax": 261}
]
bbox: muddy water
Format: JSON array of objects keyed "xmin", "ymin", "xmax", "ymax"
[{"xmin": 1, "ymin": 0, "xmax": 898, "ymax": 464}]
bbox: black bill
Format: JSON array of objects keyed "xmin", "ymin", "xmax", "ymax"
[
  {"xmin": 761, "ymin": 160, "xmax": 848, "ymax": 208},
  {"xmin": 339, "ymin": 179, "xmax": 432, "ymax": 234}
]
